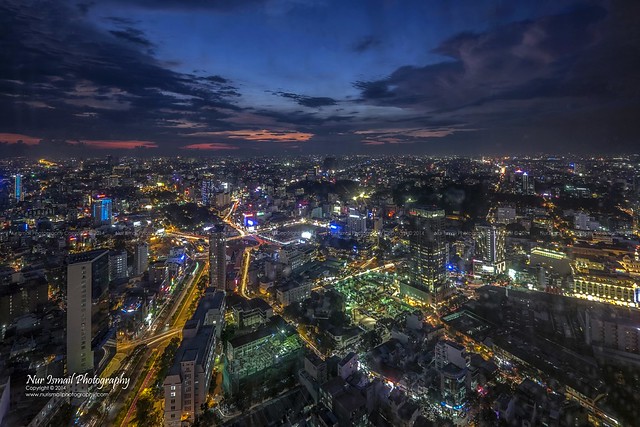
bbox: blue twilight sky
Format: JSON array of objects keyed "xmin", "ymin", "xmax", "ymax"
[{"xmin": 0, "ymin": 0, "xmax": 639, "ymax": 156}]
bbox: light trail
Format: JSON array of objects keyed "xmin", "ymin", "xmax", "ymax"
[{"xmin": 120, "ymin": 350, "xmax": 158, "ymax": 427}]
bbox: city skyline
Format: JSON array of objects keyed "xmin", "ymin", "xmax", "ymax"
[
  {"xmin": 2, "ymin": 0, "xmax": 640, "ymax": 157},
  {"xmin": 0, "ymin": 154, "xmax": 639, "ymax": 425}
]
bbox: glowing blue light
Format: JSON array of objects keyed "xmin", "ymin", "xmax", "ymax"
[{"xmin": 14, "ymin": 174, "xmax": 22, "ymax": 200}]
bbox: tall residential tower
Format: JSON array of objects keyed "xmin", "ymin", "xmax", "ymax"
[
  {"xmin": 14, "ymin": 174, "xmax": 23, "ymax": 202},
  {"xmin": 209, "ymin": 225, "xmax": 227, "ymax": 290},
  {"xmin": 66, "ymin": 250, "xmax": 112, "ymax": 375},
  {"xmin": 401, "ymin": 207, "xmax": 449, "ymax": 305},
  {"xmin": 473, "ymin": 224, "xmax": 507, "ymax": 275}
]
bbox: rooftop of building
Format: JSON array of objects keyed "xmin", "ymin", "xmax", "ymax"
[
  {"xmin": 227, "ymin": 315, "xmax": 291, "ymax": 349},
  {"xmin": 440, "ymin": 362, "xmax": 466, "ymax": 377},
  {"xmin": 229, "ymin": 296, "xmax": 272, "ymax": 313},
  {"xmin": 305, "ymin": 351, "xmax": 325, "ymax": 367},
  {"xmin": 68, "ymin": 249, "xmax": 109, "ymax": 264},
  {"xmin": 168, "ymin": 324, "xmax": 215, "ymax": 376},
  {"xmin": 334, "ymin": 387, "xmax": 367, "ymax": 413},
  {"xmin": 320, "ymin": 376, "xmax": 347, "ymax": 398},
  {"xmin": 276, "ymin": 279, "xmax": 307, "ymax": 292},
  {"xmin": 438, "ymin": 339, "xmax": 465, "ymax": 351},
  {"xmin": 192, "ymin": 289, "xmax": 226, "ymax": 320}
]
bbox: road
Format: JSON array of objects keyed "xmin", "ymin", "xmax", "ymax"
[
  {"xmin": 89, "ymin": 260, "xmax": 206, "ymax": 427},
  {"xmin": 116, "ymin": 259, "xmax": 207, "ymax": 426},
  {"xmin": 120, "ymin": 351, "xmax": 158, "ymax": 427}
]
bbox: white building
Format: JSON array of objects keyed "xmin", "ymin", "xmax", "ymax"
[
  {"xmin": 66, "ymin": 250, "xmax": 110, "ymax": 375},
  {"xmin": 435, "ymin": 339, "xmax": 468, "ymax": 371},
  {"xmin": 163, "ymin": 296, "xmax": 218, "ymax": 426},
  {"xmin": 276, "ymin": 280, "xmax": 311, "ymax": 306}
]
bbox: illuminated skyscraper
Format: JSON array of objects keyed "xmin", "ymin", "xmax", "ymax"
[
  {"xmin": 14, "ymin": 174, "xmax": 23, "ymax": 202},
  {"xmin": 201, "ymin": 176, "xmax": 217, "ymax": 206},
  {"xmin": 521, "ymin": 172, "xmax": 534, "ymax": 195},
  {"xmin": 108, "ymin": 250, "xmax": 128, "ymax": 281},
  {"xmin": 66, "ymin": 250, "xmax": 111, "ymax": 375},
  {"xmin": 134, "ymin": 243, "xmax": 149, "ymax": 275},
  {"xmin": 92, "ymin": 196, "xmax": 112, "ymax": 226},
  {"xmin": 209, "ymin": 225, "xmax": 227, "ymax": 290},
  {"xmin": 473, "ymin": 224, "xmax": 507, "ymax": 274},
  {"xmin": 401, "ymin": 207, "xmax": 448, "ymax": 305},
  {"xmin": 347, "ymin": 208, "xmax": 367, "ymax": 234}
]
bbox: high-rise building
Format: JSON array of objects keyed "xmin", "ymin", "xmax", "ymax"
[
  {"xmin": 134, "ymin": 243, "xmax": 149, "ymax": 275},
  {"xmin": 209, "ymin": 225, "xmax": 227, "ymax": 290},
  {"xmin": 14, "ymin": 174, "xmax": 23, "ymax": 202},
  {"xmin": 473, "ymin": 224, "xmax": 507, "ymax": 275},
  {"xmin": 401, "ymin": 207, "xmax": 448, "ymax": 305},
  {"xmin": 92, "ymin": 196, "xmax": 112, "ymax": 226},
  {"xmin": 163, "ymin": 292, "xmax": 221, "ymax": 426},
  {"xmin": 108, "ymin": 250, "xmax": 128, "ymax": 281},
  {"xmin": 496, "ymin": 206, "xmax": 516, "ymax": 224},
  {"xmin": 347, "ymin": 208, "xmax": 367, "ymax": 235},
  {"xmin": 633, "ymin": 200, "xmax": 640, "ymax": 237},
  {"xmin": 214, "ymin": 191, "xmax": 231, "ymax": 208},
  {"xmin": 66, "ymin": 250, "xmax": 111, "ymax": 375},
  {"xmin": 0, "ymin": 277, "xmax": 48, "ymax": 326},
  {"xmin": 521, "ymin": 172, "xmax": 534, "ymax": 195},
  {"xmin": 201, "ymin": 176, "xmax": 217, "ymax": 206}
]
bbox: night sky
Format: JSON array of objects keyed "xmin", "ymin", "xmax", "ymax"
[{"xmin": 1, "ymin": 0, "xmax": 639, "ymax": 156}]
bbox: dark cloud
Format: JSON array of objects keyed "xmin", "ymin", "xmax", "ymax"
[
  {"xmin": 274, "ymin": 91, "xmax": 337, "ymax": 108},
  {"xmin": 103, "ymin": 16, "xmax": 138, "ymax": 26},
  {"xmin": 359, "ymin": 4, "xmax": 607, "ymax": 110},
  {"xmin": 109, "ymin": 27, "xmax": 155, "ymax": 52},
  {"xmin": 2, "ymin": 0, "xmax": 639, "ymax": 156},
  {"xmin": 76, "ymin": 1, "xmax": 94, "ymax": 15},
  {"xmin": 202, "ymin": 75, "xmax": 230, "ymax": 84},
  {"xmin": 353, "ymin": 80, "xmax": 395, "ymax": 99},
  {"xmin": 353, "ymin": 2, "xmax": 640, "ymax": 153},
  {"xmin": 101, "ymin": 0, "xmax": 264, "ymax": 11},
  {"xmin": 352, "ymin": 36, "xmax": 381, "ymax": 53},
  {"xmin": 0, "ymin": 0, "xmax": 246, "ymax": 150},
  {"xmin": 251, "ymin": 108, "xmax": 354, "ymax": 128},
  {"xmin": 102, "ymin": 0, "xmax": 325, "ymax": 14}
]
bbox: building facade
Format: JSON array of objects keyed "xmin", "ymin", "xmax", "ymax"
[
  {"xmin": 134, "ymin": 243, "xmax": 149, "ymax": 276},
  {"xmin": 209, "ymin": 225, "xmax": 227, "ymax": 290},
  {"xmin": 92, "ymin": 197, "xmax": 112, "ymax": 226},
  {"xmin": 474, "ymin": 224, "xmax": 507, "ymax": 275},
  {"xmin": 163, "ymin": 295, "xmax": 218, "ymax": 426},
  {"xmin": 402, "ymin": 207, "xmax": 448, "ymax": 305},
  {"xmin": 66, "ymin": 250, "xmax": 111, "ymax": 375},
  {"xmin": 14, "ymin": 174, "xmax": 24, "ymax": 202}
]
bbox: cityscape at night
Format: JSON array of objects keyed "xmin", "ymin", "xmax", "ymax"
[{"xmin": 1, "ymin": 1, "xmax": 640, "ymax": 427}]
